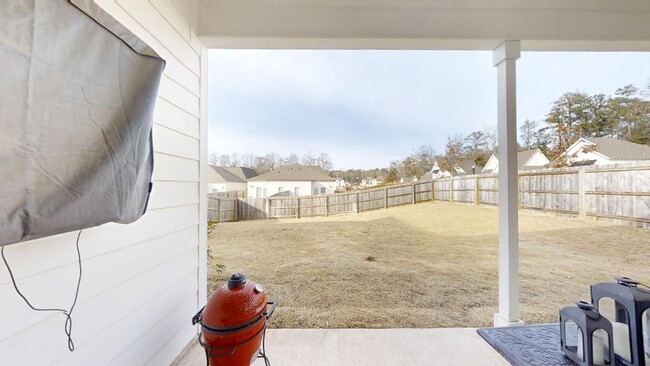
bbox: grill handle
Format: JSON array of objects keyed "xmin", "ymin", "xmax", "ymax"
[
  {"xmin": 264, "ymin": 301, "xmax": 276, "ymax": 319},
  {"xmin": 192, "ymin": 306, "xmax": 205, "ymax": 326}
]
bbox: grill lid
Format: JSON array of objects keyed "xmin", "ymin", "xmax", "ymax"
[{"xmin": 202, "ymin": 273, "xmax": 267, "ymax": 330}]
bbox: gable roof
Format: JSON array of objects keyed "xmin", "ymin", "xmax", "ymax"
[
  {"xmin": 517, "ymin": 150, "xmax": 538, "ymax": 169},
  {"xmin": 224, "ymin": 166, "xmax": 258, "ymax": 180},
  {"xmin": 420, "ymin": 171, "xmax": 433, "ymax": 181},
  {"xmin": 481, "ymin": 149, "xmax": 548, "ymax": 173},
  {"xmin": 248, "ymin": 164, "xmax": 335, "ymax": 182},
  {"xmin": 453, "ymin": 160, "xmax": 484, "ymax": 176},
  {"xmin": 208, "ymin": 166, "xmax": 246, "ymax": 183},
  {"xmin": 584, "ymin": 137, "xmax": 650, "ymax": 160}
]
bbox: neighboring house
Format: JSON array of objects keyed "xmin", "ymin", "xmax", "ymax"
[
  {"xmin": 247, "ymin": 164, "xmax": 336, "ymax": 198},
  {"xmin": 360, "ymin": 177, "xmax": 381, "ymax": 188},
  {"xmin": 558, "ymin": 137, "xmax": 650, "ymax": 166},
  {"xmin": 334, "ymin": 178, "xmax": 350, "ymax": 192},
  {"xmin": 334, "ymin": 178, "xmax": 349, "ymax": 188},
  {"xmin": 421, "ymin": 160, "xmax": 452, "ymax": 181},
  {"xmin": 482, "ymin": 149, "xmax": 550, "ymax": 174},
  {"xmin": 451, "ymin": 160, "xmax": 484, "ymax": 176},
  {"xmin": 398, "ymin": 176, "xmax": 418, "ymax": 183},
  {"xmin": 207, "ymin": 166, "xmax": 258, "ymax": 193}
]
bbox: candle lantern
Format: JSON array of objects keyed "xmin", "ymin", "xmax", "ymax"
[
  {"xmin": 560, "ymin": 300, "xmax": 615, "ymax": 366},
  {"xmin": 591, "ymin": 277, "xmax": 650, "ymax": 366}
]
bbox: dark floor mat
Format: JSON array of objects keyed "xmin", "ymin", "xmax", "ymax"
[{"xmin": 477, "ymin": 324, "xmax": 575, "ymax": 366}]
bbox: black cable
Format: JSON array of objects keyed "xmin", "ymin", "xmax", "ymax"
[{"xmin": 1, "ymin": 229, "xmax": 83, "ymax": 352}]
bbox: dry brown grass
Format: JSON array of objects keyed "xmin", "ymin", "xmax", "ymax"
[{"xmin": 207, "ymin": 202, "xmax": 650, "ymax": 328}]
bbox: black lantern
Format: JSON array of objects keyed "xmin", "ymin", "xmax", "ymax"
[
  {"xmin": 561, "ymin": 300, "xmax": 615, "ymax": 366},
  {"xmin": 591, "ymin": 277, "xmax": 650, "ymax": 366}
]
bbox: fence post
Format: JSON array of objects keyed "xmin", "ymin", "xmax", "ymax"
[
  {"xmin": 265, "ymin": 198, "xmax": 270, "ymax": 219},
  {"xmin": 475, "ymin": 176, "xmax": 480, "ymax": 206},
  {"xmin": 296, "ymin": 197, "xmax": 300, "ymax": 219},
  {"xmin": 449, "ymin": 177, "xmax": 454, "ymax": 204},
  {"xmin": 578, "ymin": 168, "xmax": 586, "ymax": 219},
  {"xmin": 431, "ymin": 181, "xmax": 435, "ymax": 202},
  {"xmin": 325, "ymin": 195, "xmax": 329, "ymax": 217},
  {"xmin": 412, "ymin": 183, "xmax": 416, "ymax": 205},
  {"xmin": 355, "ymin": 192, "xmax": 360, "ymax": 213},
  {"xmin": 384, "ymin": 187, "xmax": 388, "ymax": 209},
  {"xmin": 216, "ymin": 198, "xmax": 221, "ymax": 222},
  {"xmin": 234, "ymin": 199, "xmax": 239, "ymax": 221}
]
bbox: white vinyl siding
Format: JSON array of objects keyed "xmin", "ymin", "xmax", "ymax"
[
  {"xmin": 248, "ymin": 181, "xmax": 312, "ymax": 198},
  {"xmin": 0, "ymin": 1, "xmax": 206, "ymax": 365}
]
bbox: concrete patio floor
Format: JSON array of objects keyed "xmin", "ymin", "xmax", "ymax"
[{"xmin": 176, "ymin": 328, "xmax": 509, "ymax": 366}]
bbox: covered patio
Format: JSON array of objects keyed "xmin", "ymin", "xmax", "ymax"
[
  {"xmin": 195, "ymin": 0, "xmax": 650, "ymax": 328},
  {"xmin": 2, "ymin": 1, "xmax": 649, "ymax": 365},
  {"xmin": 176, "ymin": 329, "xmax": 510, "ymax": 366}
]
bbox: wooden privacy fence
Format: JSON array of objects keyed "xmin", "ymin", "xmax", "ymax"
[
  {"xmin": 208, "ymin": 164, "xmax": 650, "ymax": 228},
  {"xmin": 207, "ymin": 194, "xmax": 238, "ymax": 222},
  {"xmin": 208, "ymin": 181, "xmax": 434, "ymax": 221},
  {"xmin": 433, "ymin": 163, "xmax": 650, "ymax": 228}
]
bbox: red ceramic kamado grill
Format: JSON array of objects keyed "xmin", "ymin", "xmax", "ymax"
[{"xmin": 192, "ymin": 273, "xmax": 275, "ymax": 366}]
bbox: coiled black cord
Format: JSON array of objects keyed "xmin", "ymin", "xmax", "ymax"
[{"xmin": 1, "ymin": 230, "xmax": 83, "ymax": 351}]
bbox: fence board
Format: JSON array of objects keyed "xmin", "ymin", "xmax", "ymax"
[
  {"xmin": 207, "ymin": 195, "xmax": 237, "ymax": 222},
  {"xmin": 237, "ymin": 198, "xmax": 267, "ymax": 220}
]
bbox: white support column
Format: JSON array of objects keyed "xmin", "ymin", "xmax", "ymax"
[{"xmin": 493, "ymin": 40, "xmax": 524, "ymax": 327}]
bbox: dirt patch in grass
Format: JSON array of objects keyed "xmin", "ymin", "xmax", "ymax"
[{"xmin": 207, "ymin": 202, "xmax": 650, "ymax": 328}]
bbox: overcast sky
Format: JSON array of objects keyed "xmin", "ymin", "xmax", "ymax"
[{"xmin": 208, "ymin": 50, "xmax": 650, "ymax": 170}]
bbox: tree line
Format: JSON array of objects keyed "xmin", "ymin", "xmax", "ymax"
[
  {"xmin": 520, "ymin": 83, "xmax": 650, "ymax": 164},
  {"xmin": 208, "ymin": 151, "xmax": 333, "ymax": 175},
  {"xmin": 210, "ymin": 81, "xmax": 649, "ymax": 182},
  {"xmin": 387, "ymin": 82, "xmax": 650, "ymax": 178}
]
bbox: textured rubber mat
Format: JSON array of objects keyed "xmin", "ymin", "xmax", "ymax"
[{"xmin": 477, "ymin": 324, "xmax": 575, "ymax": 366}]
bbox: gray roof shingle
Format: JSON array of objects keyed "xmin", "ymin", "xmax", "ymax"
[
  {"xmin": 208, "ymin": 166, "xmax": 246, "ymax": 183},
  {"xmin": 248, "ymin": 164, "xmax": 335, "ymax": 182},
  {"xmin": 224, "ymin": 166, "xmax": 258, "ymax": 180},
  {"xmin": 587, "ymin": 137, "xmax": 650, "ymax": 160}
]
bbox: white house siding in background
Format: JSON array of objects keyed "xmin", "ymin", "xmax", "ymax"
[
  {"xmin": 248, "ymin": 181, "xmax": 335, "ymax": 198},
  {"xmin": 249, "ymin": 181, "xmax": 311, "ymax": 198},
  {"xmin": 209, "ymin": 182, "xmax": 247, "ymax": 193},
  {"xmin": 312, "ymin": 181, "xmax": 336, "ymax": 195},
  {"xmin": 0, "ymin": 1, "xmax": 206, "ymax": 366},
  {"xmin": 526, "ymin": 152, "xmax": 550, "ymax": 167}
]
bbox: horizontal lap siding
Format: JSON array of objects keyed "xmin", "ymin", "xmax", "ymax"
[{"xmin": 0, "ymin": 1, "xmax": 204, "ymax": 365}]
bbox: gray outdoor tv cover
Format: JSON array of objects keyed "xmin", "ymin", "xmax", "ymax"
[{"xmin": 0, "ymin": 0, "xmax": 166, "ymax": 246}]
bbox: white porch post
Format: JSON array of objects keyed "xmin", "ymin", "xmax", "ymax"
[{"xmin": 493, "ymin": 40, "xmax": 524, "ymax": 327}]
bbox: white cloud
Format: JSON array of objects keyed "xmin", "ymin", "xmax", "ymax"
[{"xmin": 209, "ymin": 50, "xmax": 497, "ymax": 133}]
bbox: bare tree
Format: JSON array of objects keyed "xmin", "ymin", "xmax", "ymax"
[
  {"xmin": 439, "ymin": 134, "xmax": 465, "ymax": 171},
  {"xmin": 218, "ymin": 154, "xmax": 231, "ymax": 167},
  {"xmin": 230, "ymin": 152, "xmax": 241, "ymax": 166},
  {"xmin": 208, "ymin": 152, "xmax": 218, "ymax": 165},
  {"xmin": 287, "ymin": 153, "xmax": 300, "ymax": 165},
  {"xmin": 316, "ymin": 152, "xmax": 333, "ymax": 171},
  {"xmin": 301, "ymin": 151, "xmax": 317, "ymax": 165},
  {"xmin": 240, "ymin": 153, "xmax": 255, "ymax": 168},
  {"xmin": 519, "ymin": 119, "xmax": 538, "ymax": 150},
  {"xmin": 483, "ymin": 126, "xmax": 498, "ymax": 152}
]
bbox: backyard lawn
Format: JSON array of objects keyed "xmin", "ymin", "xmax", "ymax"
[{"xmin": 207, "ymin": 202, "xmax": 650, "ymax": 328}]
